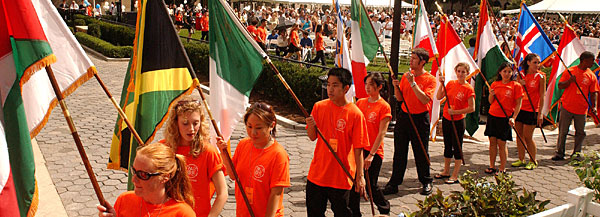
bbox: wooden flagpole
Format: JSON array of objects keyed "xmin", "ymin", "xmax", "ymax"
[{"xmin": 45, "ymin": 66, "xmax": 107, "ymax": 207}]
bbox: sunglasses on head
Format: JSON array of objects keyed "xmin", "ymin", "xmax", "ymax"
[
  {"xmin": 132, "ymin": 167, "xmax": 161, "ymax": 180},
  {"xmin": 176, "ymin": 99, "xmax": 201, "ymax": 107}
]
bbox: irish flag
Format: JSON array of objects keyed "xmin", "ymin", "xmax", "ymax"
[
  {"xmin": 542, "ymin": 22, "xmax": 598, "ymax": 122},
  {"xmin": 412, "ymin": 0, "xmax": 437, "ymax": 60},
  {"xmin": 465, "ymin": 0, "xmax": 509, "ymax": 135},
  {"xmin": 209, "ymin": 0, "xmax": 266, "ymax": 142},
  {"xmin": 1, "ymin": 0, "xmax": 95, "ymax": 215},
  {"xmin": 350, "ymin": 0, "xmax": 381, "ymax": 98},
  {"xmin": 430, "ymin": 15, "xmax": 479, "ymax": 140}
]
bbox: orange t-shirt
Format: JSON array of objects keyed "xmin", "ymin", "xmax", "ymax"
[
  {"xmin": 519, "ymin": 71, "xmax": 544, "ymax": 112},
  {"xmin": 176, "ymin": 143, "xmax": 224, "ymax": 217},
  {"xmin": 356, "ymin": 98, "xmax": 391, "ymax": 159},
  {"xmin": 232, "ymin": 138, "xmax": 290, "ymax": 217},
  {"xmin": 443, "ymin": 80, "xmax": 475, "ymax": 120},
  {"xmin": 488, "ymin": 81, "xmax": 524, "ymax": 118},
  {"xmin": 398, "ymin": 71, "xmax": 437, "ymax": 114},
  {"xmin": 113, "ymin": 191, "xmax": 195, "ymax": 217},
  {"xmin": 307, "ymin": 99, "xmax": 368, "ymax": 190},
  {"xmin": 200, "ymin": 16, "xmax": 209, "ymax": 31},
  {"xmin": 176, "ymin": 13, "xmax": 183, "ymax": 22},
  {"xmin": 315, "ymin": 33, "xmax": 325, "ymax": 51},
  {"xmin": 256, "ymin": 26, "xmax": 267, "ymax": 42},
  {"xmin": 247, "ymin": 25, "xmax": 258, "ymax": 41},
  {"xmin": 559, "ymin": 66, "xmax": 600, "ymax": 115},
  {"xmin": 289, "ymin": 30, "xmax": 300, "ymax": 47}
]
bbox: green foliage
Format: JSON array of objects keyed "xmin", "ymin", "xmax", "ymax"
[
  {"xmin": 506, "ymin": 0, "xmax": 536, "ymax": 10},
  {"xmin": 75, "ymin": 32, "xmax": 132, "ymax": 58},
  {"xmin": 406, "ymin": 171, "xmax": 549, "ymax": 216},
  {"xmin": 74, "ymin": 18, "xmax": 86, "ymax": 26},
  {"xmin": 88, "ymin": 23, "xmax": 102, "ymax": 38},
  {"xmin": 182, "ymin": 41, "xmax": 210, "ymax": 78},
  {"xmin": 74, "ymin": 14, "xmax": 135, "ymax": 46},
  {"xmin": 570, "ymin": 151, "xmax": 600, "ymax": 202}
]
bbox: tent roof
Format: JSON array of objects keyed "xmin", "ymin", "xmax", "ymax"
[
  {"xmin": 501, "ymin": 0, "xmax": 600, "ymax": 14},
  {"xmin": 276, "ymin": 0, "xmax": 415, "ymax": 8}
]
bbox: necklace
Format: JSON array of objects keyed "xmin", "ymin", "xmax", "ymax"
[{"xmin": 140, "ymin": 197, "xmax": 169, "ymax": 217}]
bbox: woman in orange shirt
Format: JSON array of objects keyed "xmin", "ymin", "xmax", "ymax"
[
  {"xmin": 435, "ymin": 63, "xmax": 475, "ymax": 183},
  {"xmin": 285, "ymin": 24, "xmax": 302, "ymax": 63},
  {"xmin": 484, "ymin": 62, "xmax": 523, "ymax": 174},
  {"xmin": 162, "ymin": 97, "xmax": 227, "ymax": 217},
  {"xmin": 309, "ymin": 25, "xmax": 326, "ymax": 66},
  {"xmin": 217, "ymin": 102, "xmax": 290, "ymax": 217},
  {"xmin": 513, "ymin": 53, "xmax": 545, "ymax": 170},
  {"xmin": 97, "ymin": 143, "xmax": 195, "ymax": 217}
]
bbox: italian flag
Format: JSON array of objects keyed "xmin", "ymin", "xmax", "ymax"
[
  {"xmin": 465, "ymin": 0, "xmax": 510, "ymax": 135},
  {"xmin": 412, "ymin": 0, "xmax": 438, "ymax": 60},
  {"xmin": 430, "ymin": 16, "xmax": 480, "ymax": 140},
  {"xmin": 209, "ymin": 0, "xmax": 266, "ymax": 142},
  {"xmin": 1, "ymin": 0, "xmax": 95, "ymax": 216},
  {"xmin": 350, "ymin": 0, "xmax": 381, "ymax": 99}
]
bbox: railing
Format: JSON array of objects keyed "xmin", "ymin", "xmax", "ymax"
[{"xmin": 530, "ymin": 187, "xmax": 600, "ymax": 217}]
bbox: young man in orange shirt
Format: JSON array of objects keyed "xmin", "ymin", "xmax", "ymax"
[
  {"xmin": 384, "ymin": 48, "xmax": 436, "ymax": 196},
  {"xmin": 199, "ymin": 10, "xmax": 209, "ymax": 41},
  {"xmin": 553, "ymin": 51, "xmax": 599, "ymax": 160},
  {"xmin": 305, "ymin": 68, "xmax": 367, "ymax": 216},
  {"xmin": 256, "ymin": 19, "xmax": 268, "ymax": 51}
]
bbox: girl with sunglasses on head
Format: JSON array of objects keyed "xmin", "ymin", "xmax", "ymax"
[
  {"xmin": 161, "ymin": 96, "xmax": 227, "ymax": 217},
  {"xmin": 97, "ymin": 143, "xmax": 195, "ymax": 217},
  {"xmin": 217, "ymin": 102, "xmax": 290, "ymax": 217},
  {"xmin": 484, "ymin": 62, "xmax": 524, "ymax": 174}
]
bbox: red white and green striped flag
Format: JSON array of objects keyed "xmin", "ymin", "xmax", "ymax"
[
  {"xmin": 1, "ymin": 0, "xmax": 95, "ymax": 215},
  {"xmin": 412, "ymin": 0, "xmax": 438, "ymax": 60},
  {"xmin": 350, "ymin": 0, "xmax": 381, "ymax": 98}
]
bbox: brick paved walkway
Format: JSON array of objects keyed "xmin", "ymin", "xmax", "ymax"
[{"xmin": 35, "ymin": 55, "xmax": 600, "ymax": 216}]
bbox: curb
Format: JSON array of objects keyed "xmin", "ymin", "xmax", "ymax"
[{"xmin": 81, "ymin": 45, "xmax": 130, "ymax": 62}]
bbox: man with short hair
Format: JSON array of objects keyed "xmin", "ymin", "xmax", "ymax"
[
  {"xmin": 552, "ymin": 51, "xmax": 599, "ymax": 160},
  {"xmin": 384, "ymin": 48, "xmax": 436, "ymax": 196}
]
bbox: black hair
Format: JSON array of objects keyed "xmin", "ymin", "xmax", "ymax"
[
  {"xmin": 469, "ymin": 37, "xmax": 476, "ymax": 47},
  {"xmin": 250, "ymin": 18, "xmax": 259, "ymax": 26},
  {"xmin": 327, "ymin": 67, "xmax": 353, "ymax": 88},
  {"xmin": 364, "ymin": 72, "xmax": 388, "ymax": 99},
  {"xmin": 495, "ymin": 62, "xmax": 514, "ymax": 81},
  {"xmin": 260, "ymin": 19, "xmax": 267, "ymax": 23},
  {"xmin": 581, "ymin": 51, "xmax": 595, "ymax": 61},
  {"xmin": 520, "ymin": 53, "xmax": 539, "ymax": 73},
  {"xmin": 412, "ymin": 48, "xmax": 430, "ymax": 64}
]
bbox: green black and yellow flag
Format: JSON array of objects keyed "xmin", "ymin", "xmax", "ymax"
[{"xmin": 108, "ymin": 0, "xmax": 196, "ymax": 189}]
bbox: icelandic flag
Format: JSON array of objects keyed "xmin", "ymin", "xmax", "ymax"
[
  {"xmin": 514, "ymin": 3, "xmax": 555, "ymax": 66},
  {"xmin": 334, "ymin": 0, "xmax": 355, "ymax": 101}
]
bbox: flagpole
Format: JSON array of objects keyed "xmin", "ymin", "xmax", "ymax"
[
  {"xmin": 163, "ymin": 2, "xmax": 256, "ymax": 216},
  {"xmin": 364, "ymin": 169, "xmax": 376, "ymax": 215},
  {"xmin": 484, "ymin": 0, "xmax": 548, "ymax": 143},
  {"xmin": 477, "ymin": 69, "xmax": 537, "ymax": 165},
  {"xmin": 432, "ymin": 3, "xmax": 466, "ymax": 165},
  {"xmin": 553, "ymin": 14, "xmax": 600, "ymax": 124},
  {"xmin": 92, "ymin": 73, "xmax": 145, "ymax": 146},
  {"xmin": 45, "ymin": 65, "xmax": 107, "ymax": 207}
]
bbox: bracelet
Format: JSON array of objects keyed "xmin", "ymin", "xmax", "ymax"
[
  {"xmin": 410, "ymin": 81, "xmax": 417, "ymax": 87},
  {"xmin": 369, "ymin": 153, "xmax": 376, "ymax": 157}
]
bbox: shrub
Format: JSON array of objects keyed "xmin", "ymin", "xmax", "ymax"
[
  {"xmin": 74, "ymin": 32, "xmax": 132, "ymax": 58},
  {"xmin": 75, "ymin": 14, "xmax": 135, "ymax": 46},
  {"xmin": 406, "ymin": 171, "xmax": 549, "ymax": 216},
  {"xmin": 74, "ymin": 18, "xmax": 86, "ymax": 26},
  {"xmin": 571, "ymin": 151, "xmax": 600, "ymax": 202},
  {"xmin": 88, "ymin": 23, "xmax": 102, "ymax": 38}
]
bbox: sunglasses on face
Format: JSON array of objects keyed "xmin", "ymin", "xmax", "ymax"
[{"xmin": 132, "ymin": 167, "xmax": 161, "ymax": 180}]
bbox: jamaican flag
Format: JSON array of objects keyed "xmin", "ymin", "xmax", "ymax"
[{"xmin": 108, "ymin": 0, "xmax": 196, "ymax": 189}]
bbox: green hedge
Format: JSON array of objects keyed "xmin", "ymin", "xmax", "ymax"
[
  {"xmin": 75, "ymin": 32, "xmax": 132, "ymax": 58},
  {"xmin": 74, "ymin": 14, "xmax": 135, "ymax": 46},
  {"xmin": 74, "ymin": 19, "xmax": 86, "ymax": 26}
]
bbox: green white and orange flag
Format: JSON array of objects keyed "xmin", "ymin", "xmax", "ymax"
[
  {"xmin": 108, "ymin": 0, "xmax": 196, "ymax": 190},
  {"xmin": 350, "ymin": 0, "xmax": 381, "ymax": 98},
  {"xmin": 1, "ymin": 0, "xmax": 96, "ymax": 216},
  {"xmin": 208, "ymin": 0, "xmax": 266, "ymax": 142}
]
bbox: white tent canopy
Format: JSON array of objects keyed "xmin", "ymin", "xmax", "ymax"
[
  {"xmin": 276, "ymin": 0, "xmax": 415, "ymax": 8},
  {"xmin": 501, "ymin": 0, "xmax": 600, "ymax": 14}
]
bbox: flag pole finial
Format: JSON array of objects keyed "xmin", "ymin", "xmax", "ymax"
[{"xmin": 434, "ymin": 1, "xmax": 445, "ymax": 16}]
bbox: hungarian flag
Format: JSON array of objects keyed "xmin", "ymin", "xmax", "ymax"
[
  {"xmin": 465, "ymin": 0, "xmax": 510, "ymax": 135},
  {"xmin": 208, "ymin": 0, "xmax": 266, "ymax": 143},
  {"xmin": 542, "ymin": 22, "xmax": 599, "ymax": 123},
  {"xmin": 1, "ymin": 0, "xmax": 95, "ymax": 215},
  {"xmin": 430, "ymin": 15, "xmax": 480, "ymax": 140},
  {"xmin": 350, "ymin": 0, "xmax": 381, "ymax": 98},
  {"xmin": 334, "ymin": 0, "xmax": 355, "ymax": 101},
  {"xmin": 412, "ymin": 0, "xmax": 438, "ymax": 61},
  {"xmin": 108, "ymin": 0, "xmax": 196, "ymax": 189}
]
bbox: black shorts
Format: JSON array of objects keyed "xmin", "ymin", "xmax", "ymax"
[
  {"xmin": 484, "ymin": 115, "xmax": 512, "ymax": 141},
  {"xmin": 288, "ymin": 44, "xmax": 300, "ymax": 53},
  {"xmin": 516, "ymin": 110, "xmax": 537, "ymax": 125}
]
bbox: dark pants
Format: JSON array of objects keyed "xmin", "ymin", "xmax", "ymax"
[
  {"xmin": 310, "ymin": 50, "xmax": 327, "ymax": 66},
  {"xmin": 387, "ymin": 109, "xmax": 432, "ymax": 186},
  {"xmin": 306, "ymin": 180, "xmax": 352, "ymax": 217},
  {"xmin": 556, "ymin": 107, "xmax": 587, "ymax": 158},
  {"xmin": 276, "ymin": 46, "xmax": 288, "ymax": 56},
  {"xmin": 201, "ymin": 31, "xmax": 208, "ymax": 41},
  {"xmin": 442, "ymin": 117, "xmax": 465, "ymax": 159},
  {"xmin": 349, "ymin": 150, "xmax": 390, "ymax": 216}
]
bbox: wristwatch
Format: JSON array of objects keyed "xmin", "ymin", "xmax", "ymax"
[{"xmin": 410, "ymin": 81, "xmax": 417, "ymax": 87}]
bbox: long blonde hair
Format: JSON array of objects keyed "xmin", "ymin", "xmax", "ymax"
[
  {"xmin": 164, "ymin": 96, "xmax": 210, "ymax": 158},
  {"xmin": 137, "ymin": 143, "xmax": 194, "ymax": 207}
]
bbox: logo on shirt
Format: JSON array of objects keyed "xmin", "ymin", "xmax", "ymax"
[
  {"xmin": 187, "ymin": 163, "xmax": 198, "ymax": 179},
  {"xmin": 582, "ymin": 77, "xmax": 590, "ymax": 85},
  {"xmin": 528, "ymin": 81, "xmax": 536, "ymax": 88},
  {"xmin": 253, "ymin": 165, "xmax": 265, "ymax": 182},
  {"xmin": 367, "ymin": 112, "xmax": 377, "ymax": 123},
  {"xmin": 505, "ymin": 89, "xmax": 513, "ymax": 98},
  {"xmin": 336, "ymin": 119, "xmax": 346, "ymax": 132},
  {"xmin": 455, "ymin": 91, "xmax": 465, "ymax": 101}
]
